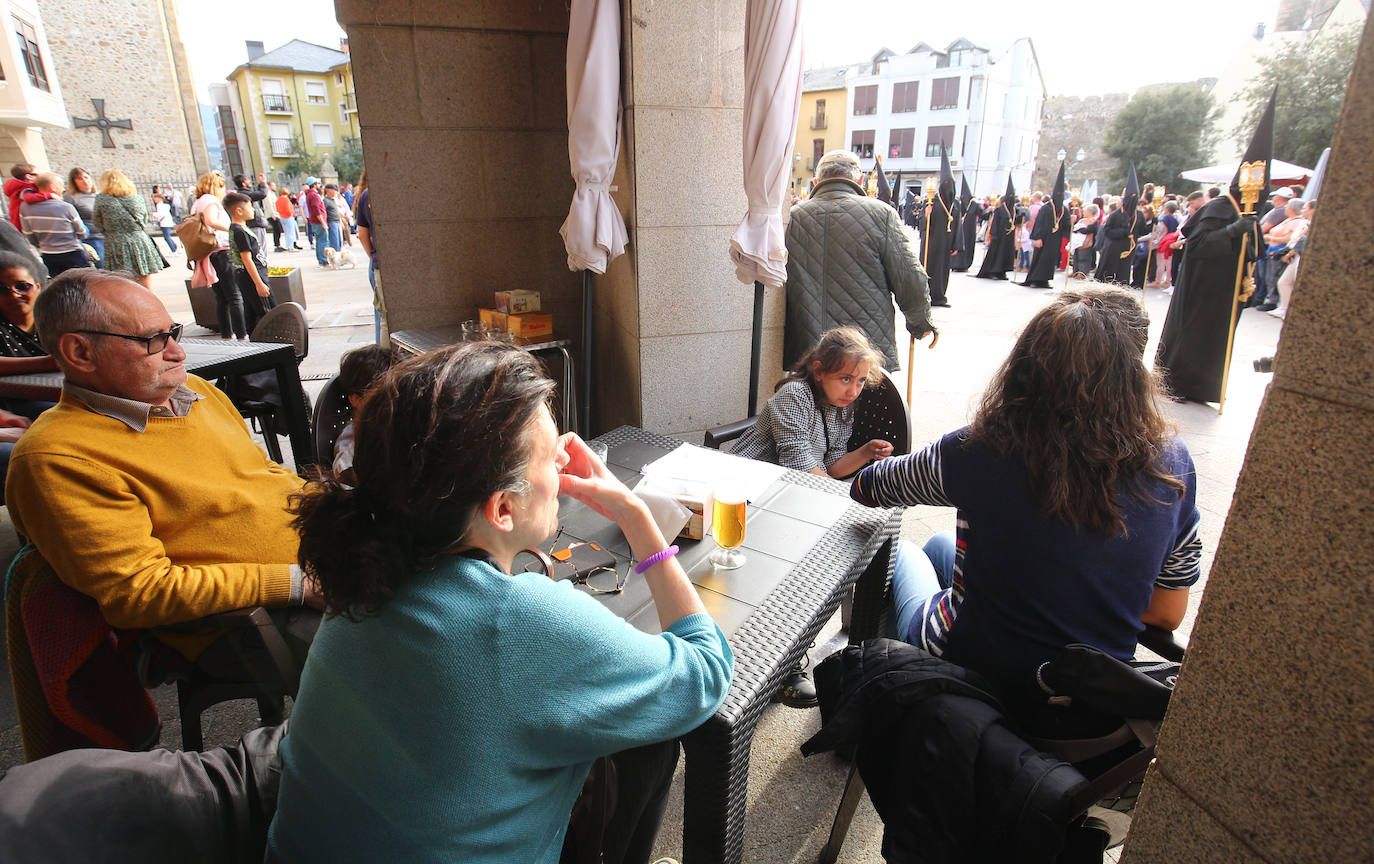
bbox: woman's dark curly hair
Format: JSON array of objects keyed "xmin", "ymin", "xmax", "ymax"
[
  {"xmin": 968, "ymin": 286, "xmax": 1184, "ymax": 537},
  {"xmin": 291, "ymin": 342, "xmax": 556, "ymax": 619}
]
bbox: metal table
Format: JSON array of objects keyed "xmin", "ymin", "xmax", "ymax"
[
  {"xmin": 557, "ymin": 426, "xmax": 899, "ymax": 864},
  {"xmin": 389, "ymin": 326, "xmax": 578, "ymax": 434},
  {"xmin": 0, "ymin": 338, "xmax": 314, "ymax": 468}
]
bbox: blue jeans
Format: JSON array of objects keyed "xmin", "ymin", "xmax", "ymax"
[
  {"xmin": 369, "ymin": 262, "xmax": 381, "ymax": 343},
  {"xmin": 160, "ymin": 226, "xmax": 178, "ymax": 252},
  {"xmin": 311, "ymin": 224, "xmax": 328, "ymax": 265},
  {"xmin": 891, "ymin": 531, "xmax": 956, "ymax": 645},
  {"xmin": 86, "ymin": 236, "xmax": 104, "ymax": 264},
  {"xmin": 327, "ymin": 222, "xmax": 342, "ymax": 252},
  {"xmin": 280, "ymin": 216, "xmax": 298, "ymax": 250}
]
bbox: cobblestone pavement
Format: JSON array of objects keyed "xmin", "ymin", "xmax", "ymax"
[{"xmin": 0, "ymin": 247, "xmax": 1282, "ymax": 862}]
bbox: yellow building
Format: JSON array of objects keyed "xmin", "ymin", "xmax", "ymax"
[
  {"xmin": 791, "ymin": 66, "xmax": 852, "ymax": 196},
  {"xmin": 213, "ymin": 39, "xmax": 358, "ymax": 180}
]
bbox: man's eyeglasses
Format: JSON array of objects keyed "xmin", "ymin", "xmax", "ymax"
[
  {"xmin": 72, "ymin": 323, "xmax": 184, "ymax": 354},
  {"xmin": 2, "ymin": 281, "xmax": 36, "ymax": 297}
]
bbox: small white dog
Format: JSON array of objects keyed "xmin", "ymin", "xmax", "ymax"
[{"xmin": 323, "ymin": 246, "xmax": 356, "ymax": 269}]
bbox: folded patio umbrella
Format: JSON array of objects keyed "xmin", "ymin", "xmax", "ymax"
[
  {"xmin": 560, "ymin": 0, "xmax": 628, "ymax": 435},
  {"xmin": 1302, "ymin": 147, "xmax": 1330, "ymax": 201},
  {"xmin": 728, "ymin": 0, "xmax": 803, "ymax": 290},
  {"xmin": 560, "ymin": 0, "xmax": 628, "ymax": 275},
  {"xmin": 729, "ymin": 0, "xmax": 803, "ymax": 416}
]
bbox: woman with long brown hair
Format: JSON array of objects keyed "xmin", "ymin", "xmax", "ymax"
[{"xmin": 851, "ymin": 286, "xmax": 1200, "ymax": 702}]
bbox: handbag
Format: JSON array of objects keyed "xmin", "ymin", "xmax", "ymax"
[{"xmin": 175, "ymin": 213, "xmax": 217, "ymax": 262}]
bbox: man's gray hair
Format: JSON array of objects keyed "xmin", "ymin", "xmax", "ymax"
[
  {"xmin": 815, "ymin": 149, "xmax": 862, "ymax": 182},
  {"xmin": 34, "ymin": 269, "xmax": 118, "ymax": 356},
  {"xmin": 1286, "ymin": 197, "xmax": 1304, "ymax": 213}
]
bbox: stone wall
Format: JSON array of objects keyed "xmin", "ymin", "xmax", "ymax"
[
  {"xmin": 1122, "ymin": 10, "xmax": 1374, "ymax": 860},
  {"xmin": 38, "ymin": 0, "xmax": 207, "ymax": 183}
]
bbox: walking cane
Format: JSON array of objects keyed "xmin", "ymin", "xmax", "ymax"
[
  {"xmin": 1217, "ymin": 232, "xmax": 1250, "ymax": 417},
  {"xmin": 1218, "ymin": 175, "xmax": 1264, "ymax": 415},
  {"xmin": 906, "ymin": 330, "xmax": 940, "ymax": 405}
]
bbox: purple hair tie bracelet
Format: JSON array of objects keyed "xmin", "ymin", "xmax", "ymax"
[{"xmin": 633, "ymin": 545, "xmax": 680, "ymax": 575}]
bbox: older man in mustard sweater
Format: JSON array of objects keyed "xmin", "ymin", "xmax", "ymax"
[{"xmin": 5, "ymin": 269, "xmax": 322, "ymax": 668}]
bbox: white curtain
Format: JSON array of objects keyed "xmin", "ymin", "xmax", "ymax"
[
  {"xmin": 559, "ymin": 0, "xmax": 628, "ymax": 275},
  {"xmin": 728, "ymin": 0, "xmax": 804, "ymax": 289}
]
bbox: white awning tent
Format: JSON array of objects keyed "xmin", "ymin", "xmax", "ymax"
[{"xmin": 1179, "ymin": 159, "xmax": 1313, "ymax": 186}]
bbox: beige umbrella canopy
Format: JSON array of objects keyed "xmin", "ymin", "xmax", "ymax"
[
  {"xmin": 731, "ymin": 0, "xmax": 803, "ymax": 415},
  {"xmin": 559, "ymin": 0, "xmax": 628, "ymax": 275},
  {"xmin": 729, "ymin": 0, "xmax": 804, "ymax": 289}
]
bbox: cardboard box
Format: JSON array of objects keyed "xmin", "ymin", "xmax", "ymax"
[
  {"xmin": 478, "ymin": 308, "xmax": 507, "ymax": 331},
  {"xmin": 495, "ymin": 289, "xmax": 541, "ymax": 315},
  {"xmin": 508, "ymin": 312, "xmax": 553, "ymax": 343}
]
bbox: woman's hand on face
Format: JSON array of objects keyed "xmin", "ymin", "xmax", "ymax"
[{"xmin": 556, "ymin": 433, "xmax": 640, "ymax": 523}]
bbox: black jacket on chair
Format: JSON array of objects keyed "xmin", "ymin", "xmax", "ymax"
[{"xmin": 802, "ymin": 640, "xmax": 1088, "ymax": 864}]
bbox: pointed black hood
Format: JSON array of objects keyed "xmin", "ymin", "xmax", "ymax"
[
  {"xmin": 959, "ymin": 176, "xmax": 973, "ymax": 211},
  {"xmin": 874, "ymin": 157, "xmax": 893, "ymax": 205},
  {"xmin": 1050, "ymin": 161, "xmax": 1066, "ymax": 209},
  {"xmin": 1122, "ymin": 163, "xmax": 1139, "ymax": 222},
  {"xmin": 1002, "ymin": 173, "xmax": 1017, "ymax": 217},
  {"xmin": 891, "ymin": 172, "xmax": 903, "ymax": 204},
  {"xmin": 938, "ymin": 147, "xmax": 956, "ymax": 204},
  {"xmin": 1230, "ymin": 86, "xmax": 1276, "ymax": 212}
]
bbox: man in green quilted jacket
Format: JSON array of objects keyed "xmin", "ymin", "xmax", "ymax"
[{"xmin": 784, "ymin": 150, "xmax": 935, "ymax": 371}]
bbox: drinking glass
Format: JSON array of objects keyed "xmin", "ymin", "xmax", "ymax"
[{"xmin": 709, "ymin": 485, "xmax": 747, "ymax": 570}]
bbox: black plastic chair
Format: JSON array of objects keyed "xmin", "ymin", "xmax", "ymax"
[
  {"xmin": 228, "ymin": 302, "xmax": 311, "ymax": 463},
  {"xmin": 703, "ymin": 368, "xmax": 911, "ymax": 459},
  {"xmin": 310, "ymin": 374, "xmax": 353, "ymax": 471}
]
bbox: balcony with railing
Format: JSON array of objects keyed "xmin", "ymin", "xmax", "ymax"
[
  {"xmin": 269, "ymin": 137, "xmax": 297, "ymax": 158},
  {"xmin": 343, "ymin": 92, "xmax": 357, "ymax": 112},
  {"xmin": 809, "ymin": 113, "xmax": 827, "ymax": 130},
  {"xmin": 262, "ymin": 93, "xmax": 292, "ymax": 113}
]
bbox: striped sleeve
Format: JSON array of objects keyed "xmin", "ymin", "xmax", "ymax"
[
  {"xmin": 850, "ymin": 437, "xmax": 954, "ymax": 508},
  {"xmin": 1158, "ymin": 517, "xmax": 1201, "ymax": 588}
]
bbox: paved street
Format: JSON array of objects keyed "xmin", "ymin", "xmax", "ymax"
[{"xmin": 0, "ymin": 247, "xmax": 1282, "ymax": 861}]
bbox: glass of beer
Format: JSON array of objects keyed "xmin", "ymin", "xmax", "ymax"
[{"xmin": 709, "ymin": 485, "xmax": 747, "ymax": 570}]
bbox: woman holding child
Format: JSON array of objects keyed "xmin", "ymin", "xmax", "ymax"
[
  {"xmin": 268, "ymin": 342, "xmax": 733, "ymax": 864},
  {"xmin": 851, "ymin": 287, "xmax": 1200, "ymax": 707}
]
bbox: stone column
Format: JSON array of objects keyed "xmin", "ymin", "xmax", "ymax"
[
  {"xmin": 338, "ymin": 0, "xmax": 768, "ymax": 440},
  {"xmin": 1123, "ymin": 12, "xmax": 1374, "ymax": 860}
]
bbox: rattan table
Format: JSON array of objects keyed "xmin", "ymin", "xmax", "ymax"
[{"xmin": 558, "ymin": 426, "xmax": 899, "ymax": 864}]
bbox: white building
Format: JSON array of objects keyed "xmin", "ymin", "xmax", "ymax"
[
  {"xmin": 0, "ymin": 0, "xmax": 67, "ymax": 169},
  {"xmin": 844, "ymin": 37, "xmax": 1046, "ymax": 198}
]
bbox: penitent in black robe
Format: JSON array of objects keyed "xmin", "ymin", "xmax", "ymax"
[
  {"xmin": 950, "ymin": 201, "xmax": 983, "ymax": 272},
  {"xmin": 1093, "ymin": 209, "xmax": 1137, "ymax": 283},
  {"xmin": 923, "ymin": 197, "xmax": 958, "ymax": 305},
  {"xmin": 1154, "ymin": 197, "xmax": 1260, "ymax": 403},
  {"xmin": 1022, "ymin": 201, "xmax": 1069, "ymax": 287},
  {"xmin": 974, "ymin": 204, "xmax": 1015, "ymax": 279}
]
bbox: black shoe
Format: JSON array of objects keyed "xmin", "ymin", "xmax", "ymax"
[
  {"xmin": 773, "ymin": 660, "xmax": 819, "ymax": 709},
  {"xmin": 931, "ymin": 300, "xmax": 951, "ymax": 308},
  {"xmin": 993, "ymin": 273, "xmax": 1008, "ymax": 280},
  {"xmin": 1025, "ymin": 280, "xmax": 1051, "ymax": 288},
  {"xmin": 1256, "ymin": 302, "xmax": 1278, "ymax": 312}
]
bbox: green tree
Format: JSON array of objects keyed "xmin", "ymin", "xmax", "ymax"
[
  {"xmin": 283, "ymin": 136, "xmax": 324, "ymax": 179},
  {"xmin": 1101, "ymin": 84, "xmax": 1217, "ymax": 193},
  {"xmin": 1234, "ymin": 22, "xmax": 1359, "ymax": 168},
  {"xmin": 333, "ymin": 140, "xmax": 364, "ymax": 186}
]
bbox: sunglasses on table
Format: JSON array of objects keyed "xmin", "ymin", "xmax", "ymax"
[
  {"xmin": 512, "ymin": 527, "xmax": 628, "ymax": 595},
  {"xmin": 71, "ymin": 323, "xmax": 184, "ymax": 354}
]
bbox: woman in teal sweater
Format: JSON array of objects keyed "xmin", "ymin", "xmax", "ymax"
[{"xmin": 268, "ymin": 343, "xmax": 733, "ymax": 864}]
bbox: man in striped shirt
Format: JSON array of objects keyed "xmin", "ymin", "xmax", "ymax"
[{"xmin": 20, "ymin": 173, "xmax": 88, "ymax": 279}]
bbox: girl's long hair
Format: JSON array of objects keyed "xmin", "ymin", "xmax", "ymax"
[
  {"xmin": 776, "ymin": 326, "xmax": 883, "ymax": 392},
  {"xmin": 968, "ymin": 287, "xmax": 1183, "ymax": 536},
  {"xmin": 291, "ymin": 342, "xmax": 555, "ymax": 619}
]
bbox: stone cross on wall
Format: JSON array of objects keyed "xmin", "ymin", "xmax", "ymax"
[{"xmin": 72, "ymin": 98, "xmax": 134, "ymax": 149}]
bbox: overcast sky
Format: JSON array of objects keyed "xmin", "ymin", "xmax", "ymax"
[{"xmin": 176, "ymin": 0, "xmax": 1282, "ymax": 101}]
